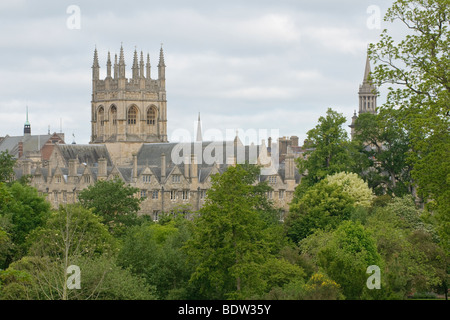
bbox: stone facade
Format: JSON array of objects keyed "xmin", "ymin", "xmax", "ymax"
[
  {"xmin": 8, "ymin": 44, "xmax": 303, "ymax": 221},
  {"xmin": 14, "ymin": 140, "xmax": 300, "ymax": 220},
  {"xmin": 90, "ymin": 45, "xmax": 168, "ymax": 148},
  {"xmin": 9, "ymin": 46, "xmax": 374, "ymax": 221}
]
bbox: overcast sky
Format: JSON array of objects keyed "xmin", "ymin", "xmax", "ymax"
[{"xmin": 0, "ymin": 0, "xmax": 399, "ymax": 145}]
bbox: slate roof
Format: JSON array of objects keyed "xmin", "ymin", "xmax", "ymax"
[
  {"xmin": 136, "ymin": 141, "xmax": 261, "ymax": 168},
  {"xmin": 56, "ymin": 144, "xmax": 113, "ymax": 166},
  {"xmin": 0, "ymin": 134, "xmax": 58, "ymax": 158}
]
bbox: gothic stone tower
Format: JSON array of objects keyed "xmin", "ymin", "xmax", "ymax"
[
  {"xmin": 350, "ymin": 54, "xmax": 378, "ymax": 139},
  {"xmin": 358, "ymin": 54, "xmax": 377, "ymax": 115},
  {"xmin": 90, "ymin": 45, "xmax": 168, "ymax": 165},
  {"xmin": 91, "ymin": 45, "xmax": 168, "ymax": 144}
]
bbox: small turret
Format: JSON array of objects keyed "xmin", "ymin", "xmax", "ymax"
[
  {"xmin": 132, "ymin": 48, "xmax": 139, "ymax": 79},
  {"xmin": 24, "ymin": 106, "xmax": 31, "ymax": 135},
  {"xmin": 92, "ymin": 47, "xmax": 100, "ymax": 80},
  {"xmin": 158, "ymin": 45, "xmax": 166, "ymax": 80},
  {"xmin": 106, "ymin": 51, "xmax": 112, "ymax": 78},
  {"xmin": 146, "ymin": 53, "xmax": 151, "ymax": 79},
  {"xmin": 119, "ymin": 44, "xmax": 126, "ymax": 78},
  {"xmin": 114, "ymin": 54, "xmax": 118, "ymax": 79},
  {"xmin": 196, "ymin": 112, "xmax": 202, "ymax": 142},
  {"xmin": 140, "ymin": 51, "xmax": 145, "ymax": 79}
]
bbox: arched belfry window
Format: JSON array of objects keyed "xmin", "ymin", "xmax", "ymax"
[
  {"xmin": 128, "ymin": 106, "xmax": 137, "ymax": 125},
  {"xmin": 110, "ymin": 105, "xmax": 117, "ymax": 125},
  {"xmin": 98, "ymin": 106, "xmax": 105, "ymax": 126},
  {"xmin": 147, "ymin": 107, "xmax": 156, "ymax": 125}
]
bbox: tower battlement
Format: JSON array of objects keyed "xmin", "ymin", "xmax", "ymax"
[{"xmin": 91, "ymin": 45, "xmax": 168, "ymax": 145}]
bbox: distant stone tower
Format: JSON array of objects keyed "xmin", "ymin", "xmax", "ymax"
[
  {"xmin": 350, "ymin": 54, "xmax": 378, "ymax": 139},
  {"xmin": 90, "ymin": 44, "xmax": 168, "ymax": 145},
  {"xmin": 358, "ymin": 54, "xmax": 377, "ymax": 115}
]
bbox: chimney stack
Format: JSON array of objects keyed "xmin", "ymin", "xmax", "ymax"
[
  {"xmin": 98, "ymin": 157, "xmax": 107, "ymax": 179},
  {"xmin": 161, "ymin": 153, "xmax": 166, "ymax": 181}
]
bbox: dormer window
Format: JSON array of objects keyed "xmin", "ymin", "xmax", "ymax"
[
  {"xmin": 269, "ymin": 176, "xmax": 277, "ymax": 183},
  {"xmin": 172, "ymin": 175, "xmax": 181, "ymax": 183},
  {"xmin": 142, "ymin": 175, "xmax": 151, "ymax": 183}
]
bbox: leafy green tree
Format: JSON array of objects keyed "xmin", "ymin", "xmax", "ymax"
[
  {"xmin": 297, "ymin": 108, "xmax": 355, "ymax": 190},
  {"xmin": 0, "ymin": 151, "xmax": 15, "ymax": 183},
  {"xmin": 78, "ymin": 178, "xmax": 142, "ymax": 236},
  {"xmin": 287, "ymin": 181, "xmax": 354, "ymax": 244},
  {"xmin": 184, "ymin": 164, "xmax": 298, "ymax": 299},
  {"xmin": 313, "ymin": 221, "xmax": 382, "ymax": 300},
  {"xmin": 366, "ymin": 196, "xmax": 448, "ymax": 299},
  {"xmin": 6, "ymin": 183, "xmax": 51, "ymax": 246},
  {"xmin": 117, "ymin": 218, "xmax": 195, "ymax": 300},
  {"xmin": 0, "ymin": 182, "xmax": 51, "ymax": 264},
  {"xmin": 368, "ymin": 0, "xmax": 449, "ymax": 255},
  {"xmin": 262, "ymin": 272, "xmax": 344, "ymax": 300},
  {"xmin": 0, "ymin": 227, "xmax": 12, "ymax": 270},
  {"xmin": 354, "ymin": 110, "xmax": 412, "ymax": 196},
  {"xmin": 287, "ymin": 171, "xmax": 373, "ymax": 243},
  {"xmin": 23, "ymin": 204, "xmax": 117, "ymax": 300},
  {"xmin": 27, "ymin": 204, "xmax": 117, "ymax": 259},
  {"xmin": 0, "ymin": 255, "xmax": 156, "ymax": 300},
  {"xmin": 325, "ymin": 172, "xmax": 374, "ymax": 208}
]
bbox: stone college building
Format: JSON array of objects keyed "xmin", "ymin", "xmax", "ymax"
[{"xmin": 5, "ymin": 45, "xmax": 312, "ymax": 221}]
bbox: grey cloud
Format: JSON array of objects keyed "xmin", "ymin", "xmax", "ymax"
[{"xmin": 0, "ymin": 0, "xmax": 395, "ymax": 145}]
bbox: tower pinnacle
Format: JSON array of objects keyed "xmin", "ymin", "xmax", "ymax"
[
  {"xmin": 158, "ymin": 45, "xmax": 166, "ymax": 82},
  {"xmin": 358, "ymin": 53, "xmax": 377, "ymax": 115},
  {"xmin": 106, "ymin": 51, "xmax": 112, "ymax": 78},
  {"xmin": 24, "ymin": 105, "xmax": 31, "ymax": 135},
  {"xmin": 196, "ymin": 112, "xmax": 202, "ymax": 142},
  {"xmin": 92, "ymin": 47, "xmax": 100, "ymax": 80},
  {"xmin": 146, "ymin": 53, "xmax": 151, "ymax": 79},
  {"xmin": 363, "ymin": 53, "xmax": 372, "ymax": 85},
  {"xmin": 132, "ymin": 48, "xmax": 139, "ymax": 79},
  {"xmin": 119, "ymin": 44, "xmax": 126, "ymax": 78}
]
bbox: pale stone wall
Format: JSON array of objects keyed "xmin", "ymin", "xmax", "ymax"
[{"xmin": 104, "ymin": 142, "xmax": 143, "ymax": 166}]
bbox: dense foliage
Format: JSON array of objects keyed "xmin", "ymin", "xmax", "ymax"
[{"xmin": 0, "ymin": 0, "xmax": 448, "ymax": 300}]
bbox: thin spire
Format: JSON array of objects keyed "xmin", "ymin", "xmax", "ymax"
[
  {"xmin": 24, "ymin": 105, "xmax": 31, "ymax": 135},
  {"xmin": 93, "ymin": 47, "xmax": 100, "ymax": 68},
  {"xmin": 114, "ymin": 53, "xmax": 118, "ymax": 79},
  {"xmin": 158, "ymin": 44, "xmax": 166, "ymax": 80},
  {"xmin": 119, "ymin": 43, "xmax": 124, "ymax": 63},
  {"xmin": 158, "ymin": 44, "xmax": 166, "ymax": 67},
  {"xmin": 133, "ymin": 48, "xmax": 138, "ymax": 65},
  {"xmin": 140, "ymin": 51, "xmax": 145, "ymax": 78},
  {"xmin": 132, "ymin": 48, "xmax": 139, "ymax": 79},
  {"xmin": 25, "ymin": 105, "xmax": 30, "ymax": 125},
  {"xmin": 106, "ymin": 51, "xmax": 112, "ymax": 78},
  {"xmin": 92, "ymin": 47, "xmax": 100, "ymax": 80},
  {"xmin": 196, "ymin": 112, "xmax": 202, "ymax": 142},
  {"xmin": 119, "ymin": 44, "xmax": 126, "ymax": 78},
  {"xmin": 146, "ymin": 53, "xmax": 151, "ymax": 79},
  {"xmin": 363, "ymin": 53, "xmax": 371, "ymax": 84}
]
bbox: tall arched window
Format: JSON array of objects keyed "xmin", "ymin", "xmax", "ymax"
[
  {"xmin": 110, "ymin": 105, "xmax": 117, "ymax": 125},
  {"xmin": 98, "ymin": 106, "xmax": 105, "ymax": 126},
  {"xmin": 128, "ymin": 106, "xmax": 137, "ymax": 125},
  {"xmin": 147, "ymin": 107, "xmax": 156, "ymax": 125}
]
